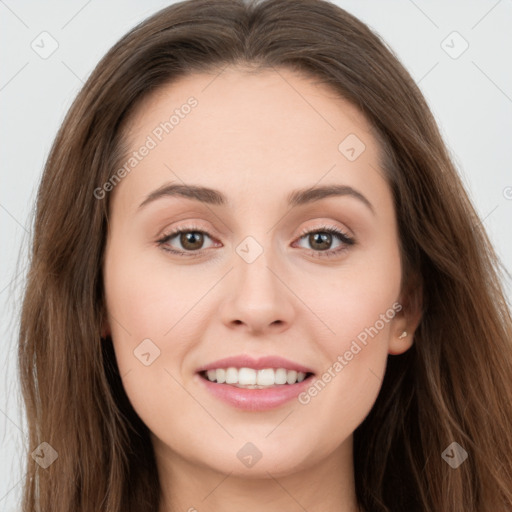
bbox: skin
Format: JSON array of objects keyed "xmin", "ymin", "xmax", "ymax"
[{"xmin": 102, "ymin": 66, "xmax": 421, "ymax": 512}]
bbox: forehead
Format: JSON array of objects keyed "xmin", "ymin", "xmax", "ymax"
[{"xmin": 111, "ymin": 66, "xmax": 388, "ymax": 215}]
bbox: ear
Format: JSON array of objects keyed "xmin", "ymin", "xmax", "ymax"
[
  {"xmin": 100, "ymin": 307, "xmax": 111, "ymax": 339},
  {"xmin": 101, "ymin": 322, "xmax": 111, "ymax": 339},
  {"xmin": 388, "ymin": 273, "xmax": 423, "ymax": 355}
]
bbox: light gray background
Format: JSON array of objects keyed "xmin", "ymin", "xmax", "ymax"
[{"xmin": 1, "ymin": 1, "xmax": 511, "ymax": 509}]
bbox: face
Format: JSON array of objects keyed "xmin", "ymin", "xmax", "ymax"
[{"xmin": 102, "ymin": 66, "xmax": 413, "ymax": 479}]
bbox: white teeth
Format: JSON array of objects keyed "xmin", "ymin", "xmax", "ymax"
[
  {"xmin": 203, "ymin": 367, "xmax": 310, "ymax": 387},
  {"xmin": 286, "ymin": 370, "xmax": 298, "ymax": 384},
  {"xmin": 275, "ymin": 368, "xmax": 288, "ymax": 385},
  {"xmin": 225, "ymin": 367, "xmax": 238, "ymax": 384},
  {"xmin": 256, "ymin": 369, "xmax": 274, "ymax": 386},
  {"xmin": 238, "ymin": 367, "xmax": 257, "ymax": 385},
  {"xmin": 216, "ymin": 368, "xmax": 226, "ymax": 384}
]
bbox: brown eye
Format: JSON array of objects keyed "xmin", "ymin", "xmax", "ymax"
[
  {"xmin": 295, "ymin": 226, "xmax": 354, "ymax": 257},
  {"xmin": 157, "ymin": 226, "xmax": 217, "ymax": 256},
  {"xmin": 180, "ymin": 231, "xmax": 205, "ymax": 250},
  {"xmin": 308, "ymin": 232, "xmax": 334, "ymax": 251}
]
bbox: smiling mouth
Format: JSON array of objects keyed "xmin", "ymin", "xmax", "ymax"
[{"xmin": 199, "ymin": 367, "xmax": 315, "ymax": 389}]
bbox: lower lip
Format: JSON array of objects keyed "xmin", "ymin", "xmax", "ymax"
[{"xmin": 197, "ymin": 373, "xmax": 314, "ymax": 411}]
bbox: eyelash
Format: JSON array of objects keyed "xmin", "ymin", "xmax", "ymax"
[{"xmin": 156, "ymin": 223, "xmax": 355, "ymax": 259}]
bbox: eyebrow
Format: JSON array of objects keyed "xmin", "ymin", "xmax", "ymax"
[{"xmin": 138, "ymin": 182, "xmax": 375, "ymax": 214}]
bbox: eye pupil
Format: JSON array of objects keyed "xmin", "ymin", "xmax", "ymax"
[
  {"xmin": 181, "ymin": 231, "xmax": 204, "ymax": 250},
  {"xmin": 309, "ymin": 232, "xmax": 332, "ymax": 251}
]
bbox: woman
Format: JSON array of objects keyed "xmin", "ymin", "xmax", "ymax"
[{"xmin": 18, "ymin": 0, "xmax": 512, "ymax": 511}]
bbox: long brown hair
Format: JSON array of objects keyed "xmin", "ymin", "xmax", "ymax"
[{"xmin": 18, "ymin": 0, "xmax": 512, "ymax": 510}]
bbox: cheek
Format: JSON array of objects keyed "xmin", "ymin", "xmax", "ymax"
[
  {"xmin": 103, "ymin": 235, "xmax": 205, "ymax": 337},
  {"xmin": 295, "ymin": 246, "xmax": 401, "ymax": 423},
  {"xmin": 309, "ymin": 245, "xmax": 402, "ymax": 356},
  {"xmin": 102, "ymin": 242, "xmax": 198, "ymax": 432},
  {"xmin": 296, "ymin": 296, "xmax": 396, "ymax": 449},
  {"xmin": 103, "ymin": 239, "xmax": 186, "ymax": 372}
]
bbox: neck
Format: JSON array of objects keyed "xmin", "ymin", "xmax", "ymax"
[{"xmin": 154, "ymin": 436, "xmax": 361, "ymax": 512}]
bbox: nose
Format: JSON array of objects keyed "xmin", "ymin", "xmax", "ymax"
[{"xmin": 219, "ymin": 246, "xmax": 296, "ymax": 336}]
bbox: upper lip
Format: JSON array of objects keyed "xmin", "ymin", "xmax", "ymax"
[{"xmin": 196, "ymin": 355, "xmax": 315, "ymax": 374}]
